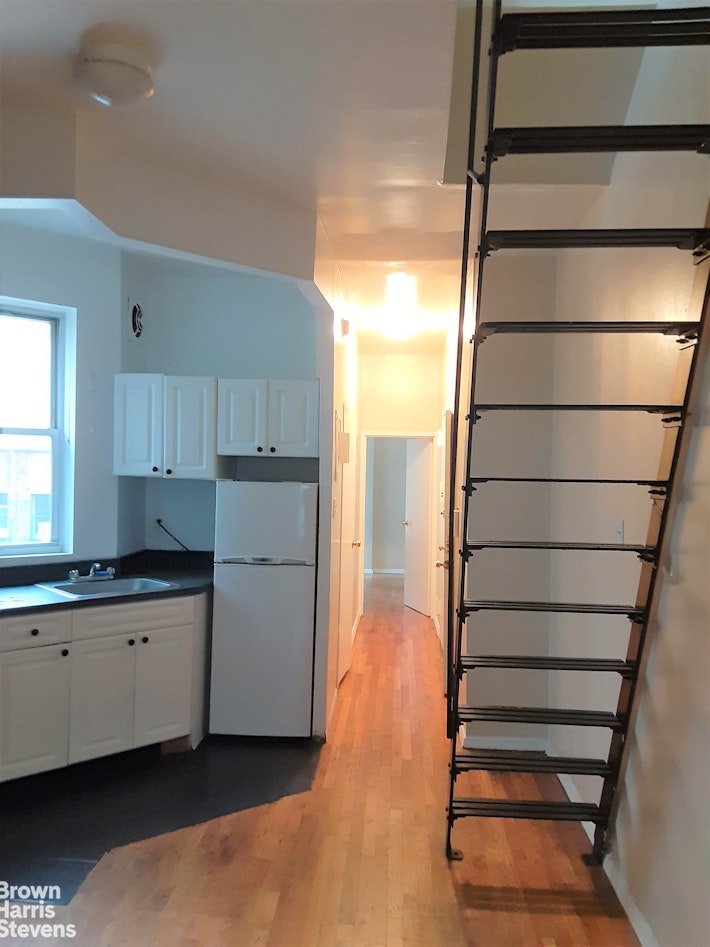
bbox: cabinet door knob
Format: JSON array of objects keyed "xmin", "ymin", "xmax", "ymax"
[
  {"xmin": 165, "ymin": 468, "xmax": 173, "ymax": 475},
  {"xmin": 142, "ymin": 636, "xmax": 149, "ymax": 644},
  {"xmin": 269, "ymin": 446, "xmax": 276, "ymax": 453},
  {"xmin": 61, "ymin": 649, "xmax": 69, "ymax": 657},
  {"xmin": 257, "ymin": 446, "xmax": 263, "ymax": 452},
  {"xmin": 152, "ymin": 466, "xmax": 159, "ymax": 473},
  {"xmin": 30, "ymin": 628, "xmax": 39, "ymax": 636},
  {"xmin": 128, "ymin": 638, "xmax": 135, "ymax": 646}
]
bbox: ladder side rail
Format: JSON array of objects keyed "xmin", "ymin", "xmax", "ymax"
[
  {"xmin": 595, "ymin": 255, "xmax": 710, "ymax": 860},
  {"xmin": 454, "ymin": 0, "xmax": 504, "ymax": 707},
  {"xmin": 446, "ymin": 0, "xmax": 503, "ymax": 861},
  {"xmin": 446, "ymin": 0, "xmax": 486, "ymax": 739}
]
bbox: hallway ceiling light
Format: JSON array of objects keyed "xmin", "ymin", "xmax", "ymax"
[{"xmin": 78, "ymin": 39, "xmax": 154, "ymax": 107}]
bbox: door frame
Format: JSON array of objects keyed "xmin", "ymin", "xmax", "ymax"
[{"xmin": 356, "ymin": 430, "xmax": 438, "ymax": 619}]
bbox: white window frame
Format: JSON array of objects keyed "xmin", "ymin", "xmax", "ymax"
[{"xmin": 0, "ymin": 298, "xmax": 76, "ymax": 560}]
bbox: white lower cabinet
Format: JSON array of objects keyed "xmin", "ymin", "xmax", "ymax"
[
  {"xmin": 69, "ymin": 633, "xmax": 136, "ymax": 763},
  {"xmin": 0, "ymin": 643, "xmax": 72, "ymax": 781},
  {"xmin": 134, "ymin": 625, "xmax": 193, "ymax": 747},
  {"xmin": 0, "ymin": 593, "xmax": 208, "ymax": 782}
]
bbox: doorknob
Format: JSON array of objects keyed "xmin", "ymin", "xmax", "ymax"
[
  {"xmin": 352, "ymin": 540, "xmax": 361, "ymax": 547},
  {"xmin": 401, "ymin": 520, "xmax": 409, "ymax": 526}
]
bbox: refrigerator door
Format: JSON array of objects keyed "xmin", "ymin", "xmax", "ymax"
[
  {"xmin": 214, "ymin": 481, "xmax": 317, "ymax": 564},
  {"xmin": 209, "ymin": 563, "xmax": 315, "ymax": 736}
]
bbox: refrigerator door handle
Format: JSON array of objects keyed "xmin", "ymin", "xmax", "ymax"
[{"xmin": 214, "ymin": 556, "xmax": 312, "ymax": 566}]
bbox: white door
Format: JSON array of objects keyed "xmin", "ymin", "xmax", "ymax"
[
  {"xmin": 435, "ymin": 412, "xmax": 453, "ymax": 648},
  {"xmin": 164, "ymin": 375, "xmax": 218, "ymax": 478},
  {"xmin": 113, "ymin": 373, "xmax": 163, "ymax": 476},
  {"xmin": 0, "ymin": 645, "xmax": 71, "ymax": 780},
  {"xmin": 403, "ymin": 438, "xmax": 432, "ymax": 616},
  {"xmin": 337, "ymin": 407, "xmax": 358, "ymax": 683},
  {"xmin": 217, "ymin": 378, "xmax": 268, "ymax": 456},
  {"xmin": 69, "ymin": 634, "xmax": 136, "ymax": 763},
  {"xmin": 134, "ymin": 626, "xmax": 193, "ymax": 747}
]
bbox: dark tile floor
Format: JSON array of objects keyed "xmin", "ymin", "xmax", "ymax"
[{"xmin": 0, "ymin": 736, "xmax": 321, "ymax": 902}]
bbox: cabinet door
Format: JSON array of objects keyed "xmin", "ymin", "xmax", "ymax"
[
  {"xmin": 114, "ymin": 374, "xmax": 164, "ymax": 476},
  {"xmin": 134, "ymin": 626, "xmax": 192, "ymax": 747},
  {"xmin": 267, "ymin": 380, "xmax": 319, "ymax": 457},
  {"xmin": 164, "ymin": 376, "xmax": 218, "ymax": 478},
  {"xmin": 69, "ymin": 635, "xmax": 136, "ymax": 764},
  {"xmin": 0, "ymin": 645, "xmax": 71, "ymax": 781},
  {"xmin": 217, "ymin": 378, "xmax": 268, "ymax": 455}
]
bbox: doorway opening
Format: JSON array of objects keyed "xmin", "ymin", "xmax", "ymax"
[{"xmin": 362, "ymin": 435, "xmax": 434, "ymax": 618}]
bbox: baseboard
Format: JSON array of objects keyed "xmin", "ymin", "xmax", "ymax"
[
  {"xmin": 364, "ymin": 568, "xmax": 373, "ymax": 575},
  {"xmin": 373, "ymin": 568, "xmax": 405, "ymax": 574},
  {"xmin": 462, "ymin": 735, "xmax": 548, "ymax": 751},
  {"xmin": 604, "ymin": 852, "xmax": 660, "ymax": 947}
]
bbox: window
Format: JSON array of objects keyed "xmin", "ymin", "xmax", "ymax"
[{"xmin": 0, "ymin": 304, "xmax": 74, "ymax": 556}]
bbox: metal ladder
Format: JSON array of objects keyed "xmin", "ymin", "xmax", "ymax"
[{"xmin": 445, "ymin": 2, "xmax": 710, "ymax": 862}]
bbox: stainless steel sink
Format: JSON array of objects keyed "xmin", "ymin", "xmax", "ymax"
[{"xmin": 37, "ymin": 577, "xmax": 178, "ymax": 599}]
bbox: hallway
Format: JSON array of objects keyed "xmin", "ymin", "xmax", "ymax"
[{"xmin": 45, "ymin": 575, "xmax": 638, "ymax": 946}]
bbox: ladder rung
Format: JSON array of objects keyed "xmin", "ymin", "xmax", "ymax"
[
  {"xmin": 460, "ymin": 655, "xmax": 637, "ymax": 676},
  {"xmin": 496, "ymin": 9, "xmax": 710, "ymax": 53},
  {"xmin": 453, "ymin": 750, "xmax": 613, "ymax": 777},
  {"xmin": 465, "ymin": 540, "xmax": 655, "ymax": 555},
  {"xmin": 483, "ymin": 228, "xmax": 709, "ymax": 252},
  {"xmin": 467, "ymin": 477, "xmax": 668, "ymax": 488},
  {"xmin": 473, "ymin": 403, "xmax": 683, "ymax": 414},
  {"xmin": 457, "ymin": 706, "xmax": 625, "ymax": 729},
  {"xmin": 476, "ymin": 321, "xmax": 699, "ymax": 339},
  {"xmin": 462, "ymin": 599, "xmax": 645, "ymax": 618},
  {"xmin": 450, "ymin": 798, "xmax": 605, "ymax": 823},
  {"xmin": 488, "ymin": 124, "xmax": 710, "ymax": 156}
]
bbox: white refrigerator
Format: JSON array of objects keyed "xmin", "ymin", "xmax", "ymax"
[{"xmin": 209, "ymin": 481, "xmax": 318, "ymax": 737}]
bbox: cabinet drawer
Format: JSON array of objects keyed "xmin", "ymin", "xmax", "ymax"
[
  {"xmin": 0, "ymin": 610, "xmax": 72, "ymax": 651},
  {"xmin": 73, "ymin": 596, "xmax": 194, "ymax": 640}
]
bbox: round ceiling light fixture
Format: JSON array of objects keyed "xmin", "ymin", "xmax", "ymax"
[{"xmin": 78, "ymin": 39, "xmax": 154, "ymax": 107}]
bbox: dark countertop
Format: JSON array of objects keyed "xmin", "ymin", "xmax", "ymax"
[
  {"xmin": 0, "ymin": 551, "xmax": 213, "ymax": 618},
  {"xmin": 0, "ymin": 571, "xmax": 213, "ymax": 617}
]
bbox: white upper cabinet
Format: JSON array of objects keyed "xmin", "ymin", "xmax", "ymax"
[
  {"xmin": 163, "ymin": 376, "xmax": 219, "ymax": 479},
  {"xmin": 114, "ymin": 374, "xmax": 219, "ymax": 479},
  {"xmin": 113, "ymin": 373, "xmax": 163, "ymax": 476},
  {"xmin": 217, "ymin": 378, "xmax": 269, "ymax": 456},
  {"xmin": 218, "ymin": 378, "xmax": 318, "ymax": 457}
]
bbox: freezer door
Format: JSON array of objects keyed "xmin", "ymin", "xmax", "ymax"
[
  {"xmin": 209, "ymin": 563, "xmax": 315, "ymax": 737},
  {"xmin": 214, "ymin": 481, "xmax": 317, "ymax": 563}
]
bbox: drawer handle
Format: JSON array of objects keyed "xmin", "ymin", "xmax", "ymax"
[
  {"xmin": 31, "ymin": 628, "xmax": 39, "ymax": 636},
  {"xmin": 142, "ymin": 636, "xmax": 149, "ymax": 644},
  {"xmin": 61, "ymin": 649, "xmax": 69, "ymax": 657},
  {"xmin": 128, "ymin": 638, "xmax": 136, "ymax": 646}
]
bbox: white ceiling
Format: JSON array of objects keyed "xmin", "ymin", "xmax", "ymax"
[{"xmin": 0, "ymin": 0, "xmax": 645, "ymax": 320}]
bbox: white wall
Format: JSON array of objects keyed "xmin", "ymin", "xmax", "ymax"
[
  {"xmin": 359, "ymin": 352, "xmax": 445, "ymax": 434},
  {"xmin": 0, "ymin": 221, "xmax": 121, "ymax": 565},
  {"xmin": 546, "ymin": 36, "xmax": 709, "ymax": 947},
  {"xmin": 118, "ymin": 257, "xmax": 320, "ymax": 555}
]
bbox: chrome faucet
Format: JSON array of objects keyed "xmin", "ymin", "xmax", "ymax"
[{"xmin": 68, "ymin": 563, "xmax": 116, "ymax": 582}]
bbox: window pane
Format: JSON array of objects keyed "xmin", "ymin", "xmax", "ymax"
[
  {"xmin": 0, "ymin": 315, "xmax": 53, "ymax": 428},
  {"xmin": 0, "ymin": 434, "xmax": 53, "ymax": 546}
]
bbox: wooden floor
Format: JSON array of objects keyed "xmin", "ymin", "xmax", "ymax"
[{"xmin": 39, "ymin": 574, "xmax": 638, "ymax": 946}]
